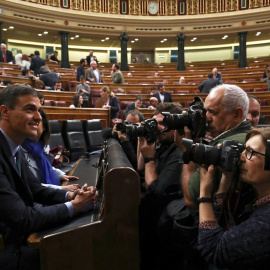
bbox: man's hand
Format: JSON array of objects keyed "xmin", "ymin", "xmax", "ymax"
[
  {"xmin": 61, "ymin": 175, "xmax": 79, "ymax": 182},
  {"xmin": 174, "ymin": 126, "xmax": 192, "ymax": 152},
  {"xmin": 62, "ymin": 184, "xmax": 81, "ymax": 192},
  {"xmin": 139, "ymin": 137, "xmax": 155, "ymax": 158}
]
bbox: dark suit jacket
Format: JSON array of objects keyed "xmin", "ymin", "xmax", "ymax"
[
  {"xmin": 86, "ymin": 67, "xmax": 104, "ymax": 83},
  {"xmin": 76, "ymin": 64, "xmax": 85, "ymax": 82},
  {"xmin": 0, "ymin": 50, "xmax": 15, "ymax": 63},
  {"xmin": 30, "ymin": 56, "xmax": 45, "ymax": 76},
  {"xmin": 103, "ymin": 96, "xmax": 119, "ymax": 119},
  {"xmin": 124, "ymin": 102, "xmax": 146, "ymax": 118},
  {"xmin": 86, "ymin": 55, "xmax": 98, "ymax": 66},
  {"xmin": 198, "ymin": 78, "xmax": 220, "ymax": 93},
  {"xmin": 153, "ymin": 91, "xmax": 173, "ymax": 103},
  {"xmin": 0, "ymin": 131, "xmax": 70, "ymax": 253},
  {"xmin": 40, "ymin": 72, "xmax": 60, "ymax": 89}
]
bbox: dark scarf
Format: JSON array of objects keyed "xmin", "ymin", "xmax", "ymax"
[{"xmin": 21, "ymin": 139, "xmax": 60, "ymax": 186}]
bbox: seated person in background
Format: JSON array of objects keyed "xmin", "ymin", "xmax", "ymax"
[
  {"xmin": 124, "ymin": 95, "xmax": 145, "ymax": 118},
  {"xmin": 70, "ymin": 94, "xmax": 83, "ymax": 108},
  {"xmin": 102, "ymin": 110, "xmax": 144, "ymax": 170},
  {"xmin": 263, "ymin": 63, "xmax": 270, "ymax": 79},
  {"xmin": 49, "ymin": 51, "xmax": 59, "ymax": 64},
  {"xmin": 0, "ymin": 84, "xmax": 97, "ymax": 270},
  {"xmin": 0, "ymin": 43, "xmax": 14, "ymax": 64},
  {"xmin": 76, "ymin": 75, "xmax": 90, "ymax": 107},
  {"xmin": 198, "ymin": 72, "xmax": 220, "ymax": 93},
  {"xmin": 132, "ymin": 57, "xmax": 137, "ymax": 63},
  {"xmin": 53, "ymin": 81, "xmax": 65, "ymax": 91},
  {"xmin": 198, "ymin": 127, "xmax": 270, "ymax": 269},
  {"xmin": 138, "ymin": 102, "xmax": 184, "ymax": 270},
  {"xmin": 127, "ymin": 72, "xmax": 132, "ymax": 77},
  {"xmin": 111, "ymin": 64, "xmax": 124, "ymax": 84},
  {"xmin": 162, "ymin": 79, "xmax": 168, "ymax": 84},
  {"xmin": 148, "ymin": 97, "xmax": 159, "ymax": 110},
  {"xmin": 20, "ymin": 54, "xmax": 31, "ymax": 70},
  {"xmin": 37, "ymin": 92, "xmax": 45, "ymax": 105},
  {"xmin": 247, "ymin": 94, "xmax": 261, "ymax": 128},
  {"xmin": 86, "ymin": 60, "xmax": 104, "ymax": 83},
  {"xmin": 153, "ymin": 83, "xmax": 173, "ymax": 103},
  {"xmin": 179, "ymin": 76, "xmax": 185, "ymax": 84},
  {"xmin": 34, "ymin": 80, "xmax": 45, "ymax": 90},
  {"xmin": 100, "ymin": 86, "xmax": 120, "ymax": 119},
  {"xmin": 21, "ymin": 109, "xmax": 80, "ymax": 192},
  {"xmin": 149, "ymin": 86, "xmax": 157, "ymax": 95},
  {"xmin": 3, "ymin": 79, "xmax": 13, "ymax": 86},
  {"xmin": 154, "ymin": 72, "xmax": 160, "ymax": 77},
  {"xmin": 39, "ymin": 65, "xmax": 60, "ymax": 89},
  {"xmin": 18, "ymin": 68, "xmax": 35, "ymax": 79},
  {"xmin": 0, "ymin": 67, "xmax": 7, "ymax": 76},
  {"xmin": 212, "ymin": 67, "xmax": 223, "ymax": 83}
]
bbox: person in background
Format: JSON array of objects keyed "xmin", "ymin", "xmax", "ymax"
[
  {"xmin": 111, "ymin": 64, "xmax": 124, "ymax": 84},
  {"xmin": 76, "ymin": 58, "xmax": 87, "ymax": 82},
  {"xmin": 15, "ymin": 49, "xmax": 23, "ymax": 65},
  {"xmin": 18, "ymin": 69, "xmax": 36, "ymax": 79},
  {"xmin": 100, "ymin": 86, "xmax": 119, "ymax": 119},
  {"xmin": 132, "ymin": 57, "xmax": 137, "ymax": 63},
  {"xmin": 198, "ymin": 73, "xmax": 220, "ymax": 93},
  {"xmin": 86, "ymin": 60, "xmax": 104, "ymax": 83},
  {"xmin": 39, "ymin": 65, "xmax": 60, "ymax": 89},
  {"xmin": 86, "ymin": 51, "xmax": 98, "ymax": 66},
  {"xmin": 124, "ymin": 95, "xmax": 145, "ymax": 118},
  {"xmin": 148, "ymin": 97, "xmax": 159, "ymax": 110},
  {"xmin": 198, "ymin": 127, "xmax": 270, "ymax": 269},
  {"xmin": 212, "ymin": 67, "xmax": 223, "ymax": 84},
  {"xmin": 263, "ymin": 63, "xmax": 270, "ymax": 79},
  {"xmin": 49, "ymin": 51, "xmax": 59, "ymax": 64},
  {"xmin": 53, "ymin": 81, "xmax": 65, "ymax": 92},
  {"xmin": 34, "ymin": 80, "xmax": 46, "ymax": 90},
  {"xmin": 3, "ymin": 79, "xmax": 13, "ymax": 86},
  {"xmin": 0, "ymin": 43, "xmax": 15, "ymax": 64},
  {"xmin": 0, "ymin": 67, "xmax": 7, "ymax": 76},
  {"xmin": 247, "ymin": 95, "xmax": 261, "ymax": 128},
  {"xmin": 153, "ymin": 83, "xmax": 173, "ymax": 103},
  {"xmin": 179, "ymin": 76, "xmax": 185, "ymax": 84},
  {"xmin": 70, "ymin": 94, "xmax": 83, "ymax": 108},
  {"xmin": 154, "ymin": 72, "xmax": 160, "ymax": 77},
  {"xmin": 30, "ymin": 50, "xmax": 45, "ymax": 76},
  {"xmin": 20, "ymin": 54, "xmax": 31, "ymax": 70},
  {"xmin": 21, "ymin": 109, "xmax": 80, "ymax": 192},
  {"xmin": 37, "ymin": 92, "xmax": 45, "ymax": 105},
  {"xmin": 150, "ymin": 86, "xmax": 157, "ymax": 95},
  {"xmin": 76, "ymin": 75, "xmax": 90, "ymax": 107}
]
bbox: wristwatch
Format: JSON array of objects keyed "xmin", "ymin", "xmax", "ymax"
[
  {"xmin": 144, "ymin": 157, "xmax": 155, "ymax": 164},
  {"xmin": 197, "ymin": 197, "xmax": 212, "ymax": 203}
]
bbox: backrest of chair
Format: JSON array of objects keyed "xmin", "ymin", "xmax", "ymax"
[
  {"xmin": 62, "ymin": 120, "xmax": 86, "ymax": 161},
  {"xmin": 83, "ymin": 120, "xmax": 104, "ymax": 152},
  {"xmin": 120, "ymin": 101, "xmax": 133, "ymax": 110},
  {"xmin": 91, "ymin": 89, "xmax": 101, "ymax": 107},
  {"xmin": 128, "ymin": 91, "xmax": 141, "ymax": 94},
  {"xmin": 44, "ymin": 100, "xmax": 54, "ymax": 106},
  {"xmin": 54, "ymin": 101, "xmax": 67, "ymax": 107},
  {"xmin": 68, "ymin": 81, "xmax": 77, "ymax": 92},
  {"xmin": 49, "ymin": 120, "xmax": 66, "ymax": 149},
  {"xmin": 177, "ymin": 91, "xmax": 189, "ymax": 94}
]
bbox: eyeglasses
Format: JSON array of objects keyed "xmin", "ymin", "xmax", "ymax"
[{"xmin": 243, "ymin": 145, "xmax": 266, "ymax": 160}]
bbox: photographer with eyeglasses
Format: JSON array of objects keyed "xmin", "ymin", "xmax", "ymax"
[{"xmin": 197, "ymin": 127, "xmax": 270, "ymax": 269}]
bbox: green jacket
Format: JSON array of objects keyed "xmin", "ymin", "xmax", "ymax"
[{"xmin": 188, "ymin": 120, "xmax": 252, "ymax": 208}]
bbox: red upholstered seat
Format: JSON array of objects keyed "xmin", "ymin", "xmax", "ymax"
[
  {"xmin": 68, "ymin": 81, "xmax": 77, "ymax": 92},
  {"xmin": 254, "ymin": 88, "xmax": 267, "ymax": 92},
  {"xmin": 128, "ymin": 91, "xmax": 141, "ymax": 94},
  {"xmin": 177, "ymin": 91, "xmax": 189, "ymax": 94},
  {"xmin": 43, "ymin": 100, "xmax": 54, "ymax": 106},
  {"xmin": 54, "ymin": 101, "xmax": 67, "ymax": 107},
  {"xmin": 243, "ymin": 78, "xmax": 256, "ymax": 82},
  {"xmin": 90, "ymin": 89, "xmax": 101, "ymax": 107}
]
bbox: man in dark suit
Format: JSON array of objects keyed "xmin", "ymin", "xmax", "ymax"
[
  {"xmin": 0, "ymin": 43, "xmax": 15, "ymax": 64},
  {"xmin": 76, "ymin": 58, "xmax": 87, "ymax": 82},
  {"xmin": 198, "ymin": 72, "xmax": 220, "ymax": 93},
  {"xmin": 86, "ymin": 51, "xmax": 98, "ymax": 66},
  {"xmin": 153, "ymin": 83, "xmax": 173, "ymax": 103},
  {"xmin": 30, "ymin": 50, "xmax": 45, "ymax": 76},
  {"xmin": 124, "ymin": 96, "xmax": 145, "ymax": 118},
  {"xmin": 86, "ymin": 60, "xmax": 104, "ymax": 83},
  {"xmin": 0, "ymin": 84, "xmax": 97, "ymax": 270}
]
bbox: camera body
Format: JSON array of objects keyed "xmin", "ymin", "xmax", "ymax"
[
  {"xmin": 161, "ymin": 96, "xmax": 206, "ymax": 139},
  {"xmin": 182, "ymin": 138, "xmax": 244, "ymax": 172},
  {"xmin": 116, "ymin": 118, "xmax": 158, "ymax": 144}
]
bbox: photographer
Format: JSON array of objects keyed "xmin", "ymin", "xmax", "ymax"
[
  {"xmin": 101, "ymin": 110, "xmax": 144, "ymax": 169},
  {"xmin": 178, "ymin": 84, "xmax": 253, "ymax": 210},
  {"xmin": 138, "ymin": 103, "xmax": 184, "ymax": 270},
  {"xmin": 197, "ymin": 128, "xmax": 270, "ymax": 269}
]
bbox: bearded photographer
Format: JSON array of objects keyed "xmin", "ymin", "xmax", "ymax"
[
  {"xmin": 177, "ymin": 84, "xmax": 253, "ymax": 211},
  {"xmin": 138, "ymin": 103, "xmax": 184, "ymax": 270},
  {"xmin": 197, "ymin": 128, "xmax": 270, "ymax": 269}
]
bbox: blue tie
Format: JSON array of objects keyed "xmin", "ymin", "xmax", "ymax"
[{"xmin": 15, "ymin": 151, "xmax": 21, "ymax": 176}]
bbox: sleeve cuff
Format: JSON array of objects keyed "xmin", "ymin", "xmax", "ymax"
[{"xmin": 199, "ymin": 221, "xmax": 218, "ymax": 229}]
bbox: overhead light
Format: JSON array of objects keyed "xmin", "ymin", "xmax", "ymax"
[
  {"xmin": 224, "ymin": 35, "xmax": 228, "ymax": 38},
  {"xmin": 105, "ymin": 37, "xmax": 109, "ymax": 40},
  {"xmin": 75, "ymin": 35, "xmax": 79, "ymax": 38},
  {"xmin": 256, "ymin": 32, "xmax": 261, "ymax": 36},
  {"xmin": 38, "ymin": 33, "xmax": 42, "ymax": 36},
  {"xmin": 131, "ymin": 40, "xmax": 135, "ymax": 43},
  {"xmin": 101, "ymin": 39, "xmax": 105, "ymax": 42},
  {"xmin": 163, "ymin": 38, "xmax": 167, "ymax": 41},
  {"xmin": 9, "ymin": 26, "xmax": 14, "ymax": 29},
  {"xmin": 193, "ymin": 37, "xmax": 197, "ymax": 40},
  {"xmin": 191, "ymin": 39, "xmax": 194, "ymax": 42},
  {"xmin": 135, "ymin": 38, "xmax": 139, "ymax": 41},
  {"xmin": 44, "ymin": 31, "xmax": 48, "ymax": 34},
  {"xmin": 3, "ymin": 28, "xmax": 7, "ymax": 31},
  {"xmin": 160, "ymin": 40, "xmax": 164, "ymax": 43},
  {"xmin": 70, "ymin": 37, "xmax": 74, "ymax": 40}
]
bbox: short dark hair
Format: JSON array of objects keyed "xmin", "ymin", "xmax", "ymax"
[
  {"xmin": 114, "ymin": 64, "xmax": 120, "ymax": 70},
  {"xmin": 154, "ymin": 102, "xmax": 183, "ymax": 115},
  {"xmin": 208, "ymin": 73, "xmax": 214, "ymax": 79},
  {"xmin": 54, "ymin": 80, "xmax": 61, "ymax": 85},
  {"xmin": 126, "ymin": 109, "xmax": 144, "ymax": 122},
  {"xmin": 247, "ymin": 94, "xmax": 261, "ymax": 105},
  {"xmin": 80, "ymin": 58, "xmax": 86, "ymax": 64},
  {"xmin": 80, "ymin": 75, "xmax": 86, "ymax": 80},
  {"xmin": 151, "ymin": 86, "xmax": 157, "ymax": 91},
  {"xmin": 135, "ymin": 95, "xmax": 143, "ymax": 101},
  {"xmin": 22, "ymin": 69, "xmax": 29, "ymax": 76},
  {"xmin": 158, "ymin": 83, "xmax": 164, "ymax": 90},
  {"xmin": 39, "ymin": 109, "xmax": 50, "ymax": 145},
  {"xmin": 72, "ymin": 94, "xmax": 81, "ymax": 107},
  {"xmin": 0, "ymin": 84, "xmax": 38, "ymax": 109},
  {"xmin": 34, "ymin": 50, "xmax": 40, "ymax": 56},
  {"xmin": 3, "ymin": 79, "xmax": 13, "ymax": 86}
]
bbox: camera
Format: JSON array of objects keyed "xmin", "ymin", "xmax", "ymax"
[
  {"xmin": 161, "ymin": 96, "xmax": 206, "ymax": 139},
  {"xmin": 182, "ymin": 138, "xmax": 244, "ymax": 171},
  {"xmin": 116, "ymin": 118, "xmax": 158, "ymax": 144}
]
